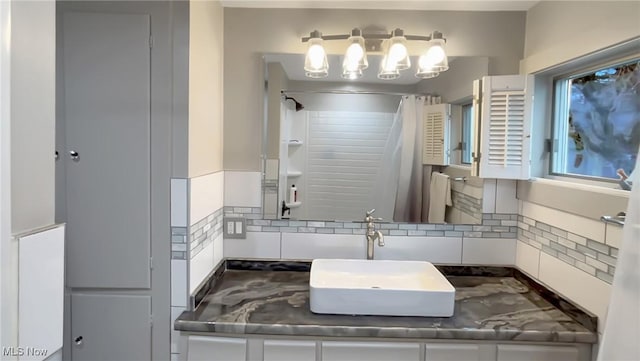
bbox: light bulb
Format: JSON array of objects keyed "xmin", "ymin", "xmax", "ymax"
[
  {"xmin": 388, "ymin": 43, "xmax": 408, "ymax": 64},
  {"xmin": 418, "ymin": 54, "xmax": 433, "ymax": 70},
  {"xmin": 343, "ymin": 57, "xmax": 359, "ymax": 72},
  {"xmin": 307, "ymin": 44, "xmax": 326, "ymax": 70},
  {"xmin": 346, "ymin": 43, "xmax": 364, "ymax": 62},
  {"xmin": 425, "ymin": 45, "xmax": 445, "ymax": 65}
]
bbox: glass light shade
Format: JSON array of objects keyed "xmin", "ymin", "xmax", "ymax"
[
  {"xmin": 387, "ymin": 33, "xmax": 410, "ymax": 71},
  {"xmin": 341, "ymin": 67, "xmax": 363, "ymax": 80},
  {"xmin": 378, "ymin": 55, "xmax": 400, "ymax": 80},
  {"xmin": 304, "ymin": 37, "xmax": 328, "ymax": 78},
  {"xmin": 423, "ymin": 38, "xmax": 449, "ymax": 72},
  {"xmin": 344, "ymin": 35, "xmax": 368, "ymax": 71},
  {"xmin": 415, "ymin": 53, "xmax": 440, "ymax": 78}
]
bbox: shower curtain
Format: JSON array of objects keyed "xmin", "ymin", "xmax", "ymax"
[
  {"xmin": 372, "ymin": 95, "xmax": 427, "ymax": 222},
  {"xmin": 372, "ymin": 99, "xmax": 404, "ymax": 221},
  {"xmin": 597, "ymin": 146, "xmax": 640, "ymax": 361}
]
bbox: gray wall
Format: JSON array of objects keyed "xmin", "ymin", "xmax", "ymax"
[
  {"xmin": 224, "ymin": 8, "xmax": 527, "ymax": 171},
  {"xmin": 521, "ymin": 1, "xmax": 640, "ymax": 73},
  {"xmin": 518, "ymin": 0, "xmax": 639, "ymax": 220},
  {"xmin": 293, "ymin": 92, "xmax": 401, "ymax": 113},
  {"xmin": 416, "ymin": 56, "xmax": 489, "ymax": 103}
]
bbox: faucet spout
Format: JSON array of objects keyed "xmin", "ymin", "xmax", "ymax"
[
  {"xmin": 364, "ymin": 210, "xmax": 384, "ymax": 260},
  {"xmin": 376, "ymin": 230, "xmax": 384, "ymax": 247}
]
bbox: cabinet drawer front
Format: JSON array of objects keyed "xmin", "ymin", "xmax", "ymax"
[
  {"xmin": 188, "ymin": 336, "xmax": 246, "ymax": 361},
  {"xmin": 497, "ymin": 344, "xmax": 579, "ymax": 361},
  {"xmin": 264, "ymin": 340, "xmax": 316, "ymax": 361},
  {"xmin": 322, "ymin": 341, "xmax": 420, "ymax": 361},
  {"xmin": 426, "ymin": 343, "xmax": 482, "ymax": 361}
]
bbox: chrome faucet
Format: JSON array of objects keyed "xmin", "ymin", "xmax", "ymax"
[{"xmin": 365, "ymin": 209, "xmax": 385, "ymax": 260}]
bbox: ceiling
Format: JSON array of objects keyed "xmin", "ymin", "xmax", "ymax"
[{"xmin": 221, "ymin": 0, "xmax": 539, "ymax": 11}]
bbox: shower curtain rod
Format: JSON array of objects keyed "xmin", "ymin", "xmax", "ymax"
[{"xmin": 281, "ymin": 89, "xmax": 428, "ymax": 97}]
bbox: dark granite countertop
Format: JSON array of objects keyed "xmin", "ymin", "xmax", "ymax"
[{"xmin": 175, "ymin": 260, "xmax": 598, "ymax": 344}]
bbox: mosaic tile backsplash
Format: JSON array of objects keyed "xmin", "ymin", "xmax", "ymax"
[
  {"xmin": 223, "ymin": 207, "xmax": 518, "ymax": 238},
  {"xmin": 517, "ymin": 215, "xmax": 618, "ymax": 284},
  {"xmin": 221, "ymin": 207, "xmax": 619, "ymax": 285},
  {"xmin": 190, "ymin": 208, "xmax": 224, "ymax": 259},
  {"xmin": 451, "ymin": 190, "xmax": 483, "ymax": 223},
  {"xmin": 170, "ymin": 207, "xmax": 224, "ymax": 260}
]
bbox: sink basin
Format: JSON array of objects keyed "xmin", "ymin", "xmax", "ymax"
[{"xmin": 309, "ymin": 259, "xmax": 455, "ymax": 317}]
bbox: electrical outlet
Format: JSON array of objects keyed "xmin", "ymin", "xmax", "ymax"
[{"xmin": 224, "ymin": 217, "xmax": 246, "ymax": 239}]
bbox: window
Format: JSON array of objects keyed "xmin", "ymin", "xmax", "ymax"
[
  {"xmin": 461, "ymin": 103, "xmax": 474, "ymax": 164},
  {"xmin": 551, "ymin": 59, "xmax": 639, "ymax": 182}
]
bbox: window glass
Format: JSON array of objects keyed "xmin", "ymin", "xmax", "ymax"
[
  {"xmin": 552, "ymin": 59, "xmax": 639, "ymax": 181},
  {"xmin": 461, "ymin": 103, "xmax": 473, "ymax": 164}
]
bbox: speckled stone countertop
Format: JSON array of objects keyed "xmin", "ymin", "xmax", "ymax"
[{"xmin": 175, "ymin": 260, "xmax": 598, "ymax": 343}]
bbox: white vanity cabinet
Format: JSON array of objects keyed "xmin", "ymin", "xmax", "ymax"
[{"xmin": 185, "ymin": 336, "xmax": 591, "ymax": 361}]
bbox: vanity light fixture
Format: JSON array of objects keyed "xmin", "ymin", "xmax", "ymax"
[{"xmin": 301, "ymin": 28, "xmax": 448, "ymax": 80}]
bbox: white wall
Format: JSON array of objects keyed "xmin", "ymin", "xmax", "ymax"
[
  {"xmin": 1, "ymin": 0, "xmax": 56, "ymax": 357},
  {"xmin": 10, "ymin": 0, "xmax": 56, "ymax": 234},
  {"xmin": 521, "ymin": 1, "xmax": 640, "ymax": 73},
  {"xmin": 0, "ymin": 0, "xmax": 10, "ymax": 350},
  {"xmin": 224, "ymin": 8, "xmax": 526, "ymax": 171},
  {"xmin": 189, "ymin": 0, "xmax": 224, "ymax": 177}
]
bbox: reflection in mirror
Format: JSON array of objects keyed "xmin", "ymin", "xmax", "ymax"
[{"xmin": 262, "ymin": 54, "xmax": 488, "ymax": 225}]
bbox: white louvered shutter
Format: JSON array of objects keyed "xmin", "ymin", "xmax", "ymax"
[
  {"xmin": 477, "ymin": 75, "xmax": 533, "ymax": 179},
  {"xmin": 422, "ymin": 103, "xmax": 451, "ymax": 166}
]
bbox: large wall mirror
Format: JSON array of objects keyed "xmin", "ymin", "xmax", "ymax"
[{"xmin": 262, "ymin": 53, "xmax": 490, "ymax": 225}]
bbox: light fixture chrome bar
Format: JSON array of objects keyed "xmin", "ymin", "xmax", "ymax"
[{"xmin": 302, "ymin": 32, "xmax": 439, "ymax": 43}]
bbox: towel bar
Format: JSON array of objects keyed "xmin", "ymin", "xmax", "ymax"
[
  {"xmin": 452, "ymin": 177, "xmax": 467, "ymax": 182},
  {"xmin": 600, "ymin": 212, "xmax": 625, "ymax": 226}
]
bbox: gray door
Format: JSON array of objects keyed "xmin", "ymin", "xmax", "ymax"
[
  {"xmin": 71, "ymin": 293, "xmax": 151, "ymax": 361},
  {"xmin": 63, "ymin": 12, "xmax": 151, "ymax": 288}
]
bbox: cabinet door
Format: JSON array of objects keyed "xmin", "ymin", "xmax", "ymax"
[
  {"xmin": 426, "ymin": 343, "xmax": 483, "ymax": 361},
  {"xmin": 70, "ymin": 293, "xmax": 151, "ymax": 361},
  {"xmin": 63, "ymin": 11, "xmax": 151, "ymax": 288},
  {"xmin": 188, "ymin": 336, "xmax": 247, "ymax": 361},
  {"xmin": 322, "ymin": 341, "xmax": 420, "ymax": 361},
  {"xmin": 264, "ymin": 340, "xmax": 316, "ymax": 361},
  {"xmin": 496, "ymin": 344, "xmax": 579, "ymax": 361}
]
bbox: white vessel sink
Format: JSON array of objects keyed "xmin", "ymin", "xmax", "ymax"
[{"xmin": 309, "ymin": 259, "xmax": 455, "ymax": 317}]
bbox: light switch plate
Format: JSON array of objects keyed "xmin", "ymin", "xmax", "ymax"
[{"xmin": 224, "ymin": 217, "xmax": 246, "ymax": 239}]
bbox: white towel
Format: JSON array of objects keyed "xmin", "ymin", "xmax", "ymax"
[{"xmin": 428, "ymin": 172, "xmax": 452, "ymax": 223}]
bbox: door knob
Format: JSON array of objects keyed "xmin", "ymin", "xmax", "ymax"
[
  {"xmin": 74, "ymin": 336, "xmax": 83, "ymax": 346},
  {"xmin": 69, "ymin": 151, "xmax": 80, "ymax": 161}
]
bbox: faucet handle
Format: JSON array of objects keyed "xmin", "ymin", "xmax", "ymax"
[{"xmin": 366, "ymin": 209, "xmax": 376, "ymax": 216}]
